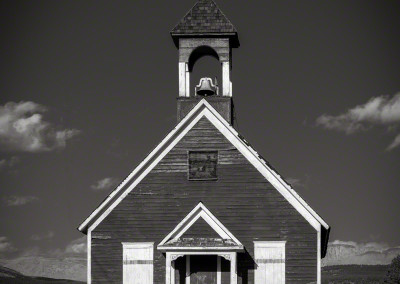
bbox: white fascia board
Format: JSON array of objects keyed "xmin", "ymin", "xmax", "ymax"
[
  {"xmin": 79, "ymin": 100, "xmax": 211, "ymax": 233},
  {"xmin": 158, "ymin": 202, "xmax": 243, "ymax": 248},
  {"xmin": 199, "ymin": 100, "xmax": 329, "ymax": 231},
  {"xmin": 81, "ymin": 98, "xmax": 328, "ymax": 235}
]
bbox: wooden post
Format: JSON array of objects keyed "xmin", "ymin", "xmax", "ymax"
[
  {"xmin": 171, "ymin": 259, "xmax": 175, "ymax": 284},
  {"xmin": 185, "ymin": 63, "xmax": 190, "ymax": 97},
  {"xmin": 179, "ymin": 62, "xmax": 186, "ymax": 97},
  {"xmin": 222, "ymin": 61, "xmax": 231, "ymax": 97},
  {"xmin": 166, "ymin": 253, "xmax": 171, "ymax": 284},
  {"xmin": 217, "ymin": 255, "xmax": 221, "ymax": 284},
  {"xmin": 230, "ymin": 252, "xmax": 237, "ymax": 284},
  {"xmin": 186, "ymin": 255, "xmax": 190, "ymax": 284}
]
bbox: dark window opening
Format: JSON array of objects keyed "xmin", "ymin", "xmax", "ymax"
[{"xmin": 188, "ymin": 151, "xmax": 218, "ymax": 180}]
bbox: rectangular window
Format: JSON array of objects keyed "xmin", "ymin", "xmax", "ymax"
[
  {"xmin": 254, "ymin": 241, "xmax": 285, "ymax": 284},
  {"xmin": 122, "ymin": 242, "xmax": 154, "ymax": 284},
  {"xmin": 188, "ymin": 151, "xmax": 218, "ymax": 180}
]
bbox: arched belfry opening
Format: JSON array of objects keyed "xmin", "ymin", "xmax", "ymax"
[
  {"xmin": 188, "ymin": 45, "xmax": 220, "ymax": 72},
  {"xmin": 170, "ymin": 0, "xmax": 239, "ymax": 123},
  {"xmin": 189, "ymin": 46, "xmax": 222, "ymax": 97},
  {"xmin": 176, "ymin": 39, "xmax": 234, "ymax": 98}
]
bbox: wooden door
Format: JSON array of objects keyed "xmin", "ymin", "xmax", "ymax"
[{"xmin": 190, "ymin": 255, "xmax": 217, "ymax": 284}]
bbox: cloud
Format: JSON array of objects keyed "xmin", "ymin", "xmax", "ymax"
[
  {"xmin": 30, "ymin": 231, "xmax": 55, "ymax": 241},
  {"xmin": 0, "ymin": 237, "xmax": 16, "ymax": 253},
  {"xmin": 323, "ymin": 240, "xmax": 400, "ymax": 266},
  {"xmin": 0, "ymin": 156, "xmax": 20, "ymax": 171},
  {"xmin": 91, "ymin": 177, "xmax": 119, "ymax": 191},
  {"xmin": 387, "ymin": 133, "xmax": 400, "ymax": 151},
  {"xmin": 3, "ymin": 195, "xmax": 39, "ymax": 206},
  {"xmin": 0, "ymin": 236, "xmax": 87, "ymax": 281},
  {"xmin": 286, "ymin": 177, "xmax": 304, "ymax": 188},
  {"xmin": 0, "ymin": 101, "xmax": 80, "ymax": 153},
  {"xmin": 65, "ymin": 237, "xmax": 86, "ymax": 255},
  {"xmin": 316, "ymin": 93, "xmax": 400, "ymax": 150}
]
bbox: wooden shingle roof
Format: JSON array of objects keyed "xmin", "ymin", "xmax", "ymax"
[{"xmin": 171, "ymin": 0, "xmax": 239, "ymax": 47}]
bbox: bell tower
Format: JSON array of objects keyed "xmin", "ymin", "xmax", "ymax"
[{"xmin": 171, "ymin": 0, "xmax": 239, "ymax": 124}]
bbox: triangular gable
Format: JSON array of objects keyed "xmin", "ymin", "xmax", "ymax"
[
  {"xmin": 157, "ymin": 202, "xmax": 243, "ymax": 250},
  {"xmin": 78, "ymin": 99, "xmax": 329, "ymax": 246},
  {"xmin": 182, "ymin": 218, "xmax": 220, "ymax": 239}
]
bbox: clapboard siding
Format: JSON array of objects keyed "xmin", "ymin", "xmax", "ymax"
[{"xmin": 91, "ymin": 117, "xmax": 317, "ymax": 283}]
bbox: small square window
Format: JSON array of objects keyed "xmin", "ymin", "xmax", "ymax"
[{"xmin": 188, "ymin": 151, "xmax": 218, "ymax": 180}]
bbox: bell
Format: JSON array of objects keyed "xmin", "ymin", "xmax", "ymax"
[{"xmin": 195, "ymin": 77, "xmax": 217, "ymax": 96}]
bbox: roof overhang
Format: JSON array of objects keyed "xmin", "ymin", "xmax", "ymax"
[{"xmin": 78, "ymin": 98, "xmax": 330, "ymax": 255}]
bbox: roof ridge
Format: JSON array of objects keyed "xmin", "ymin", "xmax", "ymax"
[
  {"xmin": 170, "ymin": 0, "xmax": 200, "ymax": 33},
  {"xmin": 209, "ymin": 0, "xmax": 237, "ymax": 33}
]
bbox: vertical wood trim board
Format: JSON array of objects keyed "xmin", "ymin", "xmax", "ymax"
[
  {"xmin": 217, "ymin": 256, "xmax": 221, "ymax": 284},
  {"xmin": 87, "ymin": 231, "xmax": 91, "ymax": 284},
  {"xmin": 186, "ymin": 255, "xmax": 190, "ymax": 284}
]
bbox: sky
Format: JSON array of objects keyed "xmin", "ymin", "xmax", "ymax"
[{"xmin": 0, "ymin": 0, "xmax": 400, "ymax": 272}]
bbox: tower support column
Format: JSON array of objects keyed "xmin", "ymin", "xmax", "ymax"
[{"xmin": 222, "ymin": 61, "xmax": 231, "ymax": 97}]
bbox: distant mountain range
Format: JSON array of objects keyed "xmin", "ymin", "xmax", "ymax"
[
  {"xmin": 1, "ymin": 256, "xmax": 86, "ymax": 282},
  {"xmin": 0, "ymin": 265, "xmax": 83, "ymax": 284},
  {"xmin": 323, "ymin": 240, "xmax": 400, "ymax": 266}
]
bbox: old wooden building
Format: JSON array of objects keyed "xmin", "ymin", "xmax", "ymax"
[{"xmin": 78, "ymin": 1, "xmax": 330, "ymax": 283}]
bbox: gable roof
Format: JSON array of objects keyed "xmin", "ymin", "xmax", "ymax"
[
  {"xmin": 171, "ymin": 0, "xmax": 239, "ymax": 47},
  {"xmin": 158, "ymin": 202, "xmax": 243, "ymax": 251},
  {"xmin": 78, "ymin": 99, "xmax": 329, "ymax": 254}
]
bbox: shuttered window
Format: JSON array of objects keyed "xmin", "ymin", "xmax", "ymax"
[
  {"xmin": 122, "ymin": 242, "xmax": 154, "ymax": 284},
  {"xmin": 188, "ymin": 151, "xmax": 218, "ymax": 180},
  {"xmin": 254, "ymin": 241, "xmax": 286, "ymax": 284}
]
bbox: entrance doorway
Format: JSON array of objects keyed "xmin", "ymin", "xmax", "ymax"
[
  {"xmin": 191, "ymin": 255, "xmax": 217, "ymax": 284},
  {"xmin": 174, "ymin": 255, "xmax": 231, "ymax": 284}
]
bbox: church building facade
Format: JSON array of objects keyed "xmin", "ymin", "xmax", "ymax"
[{"xmin": 78, "ymin": 1, "xmax": 330, "ymax": 283}]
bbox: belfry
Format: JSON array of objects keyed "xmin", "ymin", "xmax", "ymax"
[{"xmin": 172, "ymin": 0, "xmax": 238, "ymax": 124}]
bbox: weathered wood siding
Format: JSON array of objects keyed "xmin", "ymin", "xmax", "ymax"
[{"xmin": 91, "ymin": 117, "xmax": 317, "ymax": 283}]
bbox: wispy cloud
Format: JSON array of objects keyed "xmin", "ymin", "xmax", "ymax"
[
  {"xmin": 30, "ymin": 231, "xmax": 55, "ymax": 241},
  {"xmin": 387, "ymin": 133, "xmax": 400, "ymax": 151},
  {"xmin": 0, "ymin": 236, "xmax": 16, "ymax": 253},
  {"xmin": 316, "ymin": 93, "xmax": 400, "ymax": 150},
  {"xmin": 65, "ymin": 236, "xmax": 86, "ymax": 255},
  {"xmin": 91, "ymin": 177, "xmax": 119, "ymax": 191},
  {"xmin": 0, "ymin": 101, "xmax": 80, "ymax": 153},
  {"xmin": 0, "ymin": 156, "xmax": 20, "ymax": 172},
  {"xmin": 286, "ymin": 177, "xmax": 305, "ymax": 188},
  {"xmin": 3, "ymin": 195, "xmax": 39, "ymax": 206}
]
